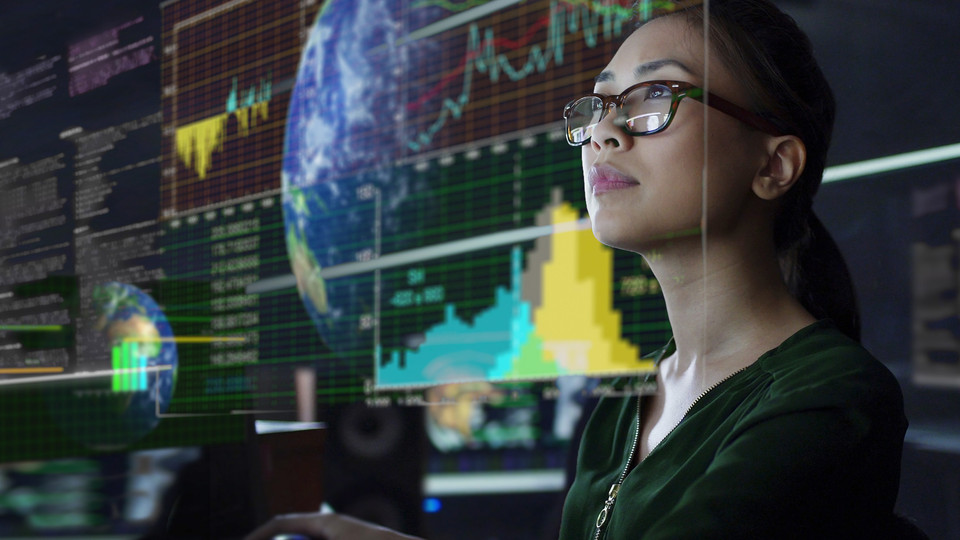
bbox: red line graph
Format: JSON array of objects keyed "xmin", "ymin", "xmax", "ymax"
[{"xmin": 405, "ymin": 10, "xmax": 554, "ymax": 113}]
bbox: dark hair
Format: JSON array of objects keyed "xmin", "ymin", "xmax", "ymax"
[{"xmin": 639, "ymin": 0, "xmax": 860, "ymax": 341}]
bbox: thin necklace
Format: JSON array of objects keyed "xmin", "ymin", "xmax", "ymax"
[{"xmin": 592, "ymin": 364, "xmax": 750, "ymax": 540}]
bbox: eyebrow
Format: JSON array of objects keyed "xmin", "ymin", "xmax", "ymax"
[{"xmin": 594, "ymin": 59, "xmax": 696, "ymax": 83}]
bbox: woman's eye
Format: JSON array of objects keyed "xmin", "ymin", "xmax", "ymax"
[{"xmin": 645, "ymin": 86, "xmax": 669, "ymax": 99}]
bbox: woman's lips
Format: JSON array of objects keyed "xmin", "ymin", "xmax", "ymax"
[
  {"xmin": 593, "ymin": 179, "xmax": 640, "ymax": 195},
  {"xmin": 589, "ymin": 164, "xmax": 639, "ymax": 195}
]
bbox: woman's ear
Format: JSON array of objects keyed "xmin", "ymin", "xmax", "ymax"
[{"xmin": 753, "ymin": 136, "xmax": 806, "ymax": 200}]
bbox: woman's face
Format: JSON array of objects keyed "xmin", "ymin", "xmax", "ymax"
[{"xmin": 582, "ymin": 16, "xmax": 768, "ymax": 254}]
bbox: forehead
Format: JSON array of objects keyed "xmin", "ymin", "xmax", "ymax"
[{"xmin": 597, "ymin": 16, "xmax": 737, "ymax": 95}]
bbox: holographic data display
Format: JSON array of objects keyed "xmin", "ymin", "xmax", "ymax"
[
  {"xmin": 155, "ymin": 0, "xmax": 672, "ymax": 419},
  {"xmin": 278, "ymin": 0, "xmax": 670, "ymax": 403},
  {"xmin": 0, "ymin": 0, "xmax": 675, "ymax": 456}
]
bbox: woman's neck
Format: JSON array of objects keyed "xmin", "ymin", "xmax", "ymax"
[{"xmin": 646, "ymin": 234, "xmax": 815, "ymax": 386}]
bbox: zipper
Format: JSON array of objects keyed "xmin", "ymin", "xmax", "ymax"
[
  {"xmin": 592, "ymin": 364, "xmax": 750, "ymax": 540},
  {"xmin": 593, "ymin": 395, "xmax": 642, "ymax": 540}
]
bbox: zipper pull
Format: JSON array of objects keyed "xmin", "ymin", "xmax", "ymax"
[{"xmin": 595, "ymin": 483, "xmax": 621, "ymax": 531}]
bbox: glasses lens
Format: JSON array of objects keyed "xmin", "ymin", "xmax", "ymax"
[
  {"xmin": 566, "ymin": 97, "xmax": 603, "ymax": 144},
  {"xmin": 622, "ymin": 83, "xmax": 673, "ymax": 134}
]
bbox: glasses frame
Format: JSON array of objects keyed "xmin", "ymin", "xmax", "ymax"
[{"xmin": 563, "ymin": 80, "xmax": 783, "ymax": 146}]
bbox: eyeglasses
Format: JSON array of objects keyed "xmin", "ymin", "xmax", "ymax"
[{"xmin": 562, "ymin": 80, "xmax": 783, "ymax": 146}]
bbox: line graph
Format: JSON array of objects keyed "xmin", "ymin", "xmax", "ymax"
[
  {"xmin": 405, "ymin": 9, "xmax": 554, "ymax": 113},
  {"xmin": 406, "ymin": 0, "xmax": 632, "ymax": 151}
]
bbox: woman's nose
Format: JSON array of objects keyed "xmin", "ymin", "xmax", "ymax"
[{"xmin": 590, "ymin": 103, "xmax": 631, "ymax": 152}]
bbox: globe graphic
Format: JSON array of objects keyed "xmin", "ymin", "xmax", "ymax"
[
  {"xmin": 47, "ymin": 282, "xmax": 177, "ymax": 450},
  {"xmin": 282, "ymin": 0, "xmax": 441, "ymax": 360}
]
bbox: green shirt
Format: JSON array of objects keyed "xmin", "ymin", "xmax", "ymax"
[{"xmin": 559, "ymin": 320, "xmax": 907, "ymax": 539}]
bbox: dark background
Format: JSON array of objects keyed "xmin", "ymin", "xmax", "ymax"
[{"xmin": 0, "ymin": 0, "xmax": 958, "ymax": 538}]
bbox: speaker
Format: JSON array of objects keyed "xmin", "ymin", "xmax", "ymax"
[{"xmin": 321, "ymin": 403, "xmax": 426, "ymax": 537}]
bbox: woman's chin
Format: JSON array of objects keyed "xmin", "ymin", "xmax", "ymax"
[
  {"xmin": 589, "ymin": 221, "xmax": 644, "ymax": 253},
  {"xmin": 590, "ymin": 219, "xmax": 700, "ymax": 255}
]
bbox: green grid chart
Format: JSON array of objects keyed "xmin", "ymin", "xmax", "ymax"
[
  {"xmin": 156, "ymin": 127, "xmax": 671, "ymax": 411},
  {"xmin": 157, "ymin": 192, "xmax": 363, "ymax": 415}
]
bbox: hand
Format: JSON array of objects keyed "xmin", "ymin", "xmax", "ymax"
[{"xmin": 245, "ymin": 512, "xmax": 424, "ymax": 540}]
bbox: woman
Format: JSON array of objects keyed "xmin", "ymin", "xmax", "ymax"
[
  {"xmin": 559, "ymin": 0, "xmax": 906, "ymax": 538},
  {"xmin": 248, "ymin": 1, "xmax": 907, "ymax": 538}
]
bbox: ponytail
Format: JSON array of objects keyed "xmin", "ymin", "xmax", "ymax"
[{"xmin": 780, "ymin": 211, "xmax": 860, "ymax": 342}]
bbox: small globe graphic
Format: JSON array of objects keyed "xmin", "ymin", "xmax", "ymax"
[
  {"xmin": 282, "ymin": 0, "xmax": 441, "ymax": 358},
  {"xmin": 47, "ymin": 282, "xmax": 177, "ymax": 450}
]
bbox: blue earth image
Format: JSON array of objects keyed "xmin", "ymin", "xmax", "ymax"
[
  {"xmin": 282, "ymin": 0, "xmax": 441, "ymax": 358},
  {"xmin": 47, "ymin": 282, "xmax": 177, "ymax": 450}
]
